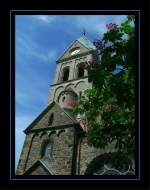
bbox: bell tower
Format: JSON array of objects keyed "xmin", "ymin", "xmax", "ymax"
[
  {"xmin": 16, "ymin": 35, "xmax": 102, "ymax": 176},
  {"xmin": 47, "ymin": 35, "xmax": 98, "ymax": 110}
]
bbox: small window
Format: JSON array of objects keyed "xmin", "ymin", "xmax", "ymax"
[
  {"xmin": 44, "ymin": 142, "xmax": 52, "ymax": 158},
  {"xmin": 78, "ymin": 66, "xmax": 84, "ymax": 78},
  {"xmin": 48, "ymin": 113, "xmax": 54, "ymax": 126},
  {"xmin": 62, "ymin": 67, "xmax": 69, "ymax": 82},
  {"xmin": 62, "ymin": 96, "xmax": 66, "ymax": 102},
  {"xmin": 41, "ymin": 141, "xmax": 53, "ymax": 159},
  {"xmin": 79, "ymin": 91, "xmax": 82, "ymax": 97}
]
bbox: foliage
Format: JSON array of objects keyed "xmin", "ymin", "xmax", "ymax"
[{"xmin": 73, "ymin": 16, "xmax": 135, "ymax": 168}]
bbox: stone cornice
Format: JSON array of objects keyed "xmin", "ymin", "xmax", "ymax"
[
  {"xmin": 24, "ymin": 123, "xmax": 79, "ymax": 134},
  {"xmin": 56, "ymin": 50, "xmax": 97, "ymax": 64},
  {"xmin": 50, "ymin": 76, "xmax": 88, "ymax": 87}
]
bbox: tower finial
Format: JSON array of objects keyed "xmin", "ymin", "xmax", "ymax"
[{"xmin": 82, "ymin": 28, "xmax": 86, "ymax": 36}]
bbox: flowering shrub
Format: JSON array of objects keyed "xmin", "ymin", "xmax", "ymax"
[
  {"xmin": 103, "ymin": 104, "xmax": 116, "ymax": 112},
  {"xmin": 79, "ymin": 119, "xmax": 87, "ymax": 126},
  {"xmin": 106, "ymin": 23, "xmax": 118, "ymax": 30},
  {"xmin": 73, "ymin": 16, "xmax": 135, "ymax": 169},
  {"xmin": 67, "ymin": 100, "xmax": 76, "ymax": 107},
  {"xmin": 93, "ymin": 39, "xmax": 104, "ymax": 50},
  {"xmin": 123, "ymin": 128, "xmax": 129, "ymax": 136},
  {"xmin": 80, "ymin": 119, "xmax": 92, "ymax": 133},
  {"xmin": 79, "ymin": 61, "xmax": 93, "ymax": 70},
  {"xmin": 82, "ymin": 136, "xmax": 88, "ymax": 143}
]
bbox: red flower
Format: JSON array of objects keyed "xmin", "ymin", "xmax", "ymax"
[
  {"xmin": 106, "ymin": 23, "xmax": 118, "ymax": 30},
  {"xmin": 79, "ymin": 119, "xmax": 92, "ymax": 132},
  {"xmin": 67, "ymin": 100, "xmax": 76, "ymax": 107},
  {"xmin": 82, "ymin": 137, "xmax": 88, "ymax": 143},
  {"xmin": 79, "ymin": 62, "xmax": 87, "ymax": 69},
  {"xmin": 93, "ymin": 39, "xmax": 103, "ymax": 50},
  {"xmin": 79, "ymin": 119, "xmax": 87, "ymax": 126},
  {"xmin": 79, "ymin": 61, "xmax": 92, "ymax": 70},
  {"xmin": 104, "ymin": 104, "xmax": 116, "ymax": 111},
  {"xmin": 85, "ymin": 122, "xmax": 92, "ymax": 131}
]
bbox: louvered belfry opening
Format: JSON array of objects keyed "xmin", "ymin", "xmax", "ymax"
[{"xmin": 62, "ymin": 67, "xmax": 69, "ymax": 82}]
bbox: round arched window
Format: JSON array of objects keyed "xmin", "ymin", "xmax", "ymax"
[
  {"xmin": 62, "ymin": 67, "xmax": 70, "ymax": 82},
  {"xmin": 62, "ymin": 96, "xmax": 66, "ymax": 102},
  {"xmin": 77, "ymin": 65, "xmax": 84, "ymax": 78},
  {"xmin": 41, "ymin": 140, "xmax": 53, "ymax": 159}
]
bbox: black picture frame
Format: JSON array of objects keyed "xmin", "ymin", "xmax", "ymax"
[{"xmin": 1, "ymin": 0, "xmax": 149, "ymax": 189}]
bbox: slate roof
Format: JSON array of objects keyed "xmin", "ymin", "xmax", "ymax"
[
  {"xmin": 24, "ymin": 159, "xmax": 56, "ymax": 175},
  {"xmin": 77, "ymin": 36, "xmax": 97, "ymax": 50},
  {"xmin": 56, "ymin": 35, "xmax": 97, "ymax": 62}
]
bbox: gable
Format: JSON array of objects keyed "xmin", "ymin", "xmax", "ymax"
[
  {"xmin": 24, "ymin": 160, "xmax": 55, "ymax": 175},
  {"xmin": 57, "ymin": 36, "xmax": 96, "ymax": 62},
  {"xmin": 24, "ymin": 101, "xmax": 76, "ymax": 133},
  {"xmin": 57, "ymin": 41, "xmax": 89, "ymax": 62},
  {"xmin": 25, "ymin": 164, "xmax": 50, "ymax": 175}
]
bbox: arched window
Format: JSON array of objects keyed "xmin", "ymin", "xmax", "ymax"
[
  {"xmin": 62, "ymin": 96, "xmax": 66, "ymax": 102},
  {"xmin": 41, "ymin": 140, "xmax": 53, "ymax": 159},
  {"xmin": 84, "ymin": 153, "xmax": 134, "ymax": 175},
  {"xmin": 77, "ymin": 65, "xmax": 84, "ymax": 78},
  {"xmin": 62, "ymin": 67, "xmax": 69, "ymax": 82},
  {"xmin": 48, "ymin": 113, "xmax": 54, "ymax": 126}
]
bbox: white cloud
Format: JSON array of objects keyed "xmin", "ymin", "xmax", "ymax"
[
  {"xmin": 32, "ymin": 15, "xmax": 58, "ymax": 24},
  {"xmin": 47, "ymin": 49, "xmax": 57, "ymax": 61},
  {"xmin": 36, "ymin": 15, "xmax": 50, "ymax": 22},
  {"xmin": 72, "ymin": 15, "xmax": 127, "ymax": 36},
  {"xmin": 16, "ymin": 32, "xmax": 57, "ymax": 63}
]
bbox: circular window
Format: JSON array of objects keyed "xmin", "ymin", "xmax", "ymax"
[
  {"xmin": 85, "ymin": 153, "xmax": 134, "ymax": 175},
  {"xmin": 93, "ymin": 162, "xmax": 133, "ymax": 175}
]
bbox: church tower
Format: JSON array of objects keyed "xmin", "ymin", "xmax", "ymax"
[
  {"xmin": 16, "ymin": 35, "xmax": 117, "ymax": 176},
  {"xmin": 47, "ymin": 35, "xmax": 98, "ymax": 108}
]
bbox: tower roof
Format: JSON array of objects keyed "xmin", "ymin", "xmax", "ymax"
[
  {"xmin": 56, "ymin": 35, "xmax": 97, "ymax": 63},
  {"xmin": 76, "ymin": 36, "xmax": 96, "ymax": 50}
]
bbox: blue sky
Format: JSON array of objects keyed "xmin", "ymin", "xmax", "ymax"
[{"xmin": 15, "ymin": 14, "xmax": 127, "ymax": 169}]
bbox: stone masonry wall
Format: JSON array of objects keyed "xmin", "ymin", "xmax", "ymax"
[
  {"xmin": 16, "ymin": 133, "xmax": 33, "ymax": 175},
  {"xmin": 18, "ymin": 126, "xmax": 75, "ymax": 175},
  {"xmin": 47, "ymin": 127, "xmax": 75, "ymax": 175},
  {"xmin": 16, "ymin": 100, "xmax": 77, "ymax": 175},
  {"xmin": 29, "ymin": 165, "xmax": 49, "ymax": 175},
  {"xmin": 47, "ymin": 53, "xmax": 93, "ymax": 105},
  {"xmin": 29, "ymin": 103, "xmax": 74, "ymax": 131},
  {"xmin": 77, "ymin": 140, "xmax": 116, "ymax": 175}
]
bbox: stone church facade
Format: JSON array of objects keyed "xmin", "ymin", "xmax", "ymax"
[{"xmin": 16, "ymin": 35, "xmax": 117, "ymax": 175}]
